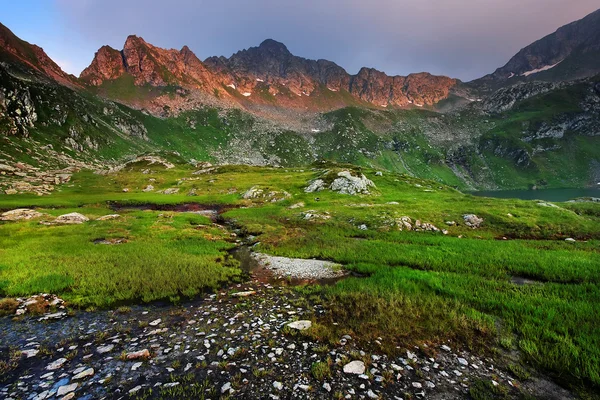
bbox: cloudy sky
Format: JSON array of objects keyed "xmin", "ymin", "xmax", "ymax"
[{"xmin": 3, "ymin": 0, "xmax": 598, "ymax": 80}]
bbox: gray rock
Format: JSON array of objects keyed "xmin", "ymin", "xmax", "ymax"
[
  {"xmin": 287, "ymin": 320, "xmax": 312, "ymax": 330},
  {"xmin": 463, "ymin": 214, "xmax": 483, "ymax": 229},
  {"xmin": 329, "ymin": 171, "xmax": 375, "ymax": 195},
  {"xmin": 55, "ymin": 213, "xmax": 89, "ymax": 224},
  {"xmin": 343, "ymin": 360, "xmax": 366, "ymax": 375},
  {"xmin": 46, "ymin": 358, "xmax": 67, "ymax": 370},
  {"xmin": 1, "ymin": 209, "xmax": 44, "ymax": 221},
  {"xmin": 304, "ymin": 179, "xmax": 326, "ymax": 193},
  {"xmin": 96, "ymin": 345, "xmax": 114, "ymax": 354},
  {"xmin": 56, "ymin": 383, "xmax": 77, "ymax": 397},
  {"xmin": 72, "ymin": 368, "xmax": 94, "ymax": 380}
]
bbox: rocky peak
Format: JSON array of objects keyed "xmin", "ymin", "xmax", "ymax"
[
  {"xmin": 80, "ymin": 45, "xmax": 125, "ymax": 86},
  {"xmin": 257, "ymin": 39, "xmax": 291, "ymax": 56},
  {"xmin": 0, "ymin": 23, "xmax": 79, "ymax": 88},
  {"xmin": 473, "ymin": 8, "xmax": 600, "ymax": 90}
]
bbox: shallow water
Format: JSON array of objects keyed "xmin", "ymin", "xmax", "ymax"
[{"xmin": 470, "ymin": 188, "xmax": 600, "ymax": 202}]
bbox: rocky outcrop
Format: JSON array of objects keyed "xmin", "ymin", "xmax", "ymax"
[
  {"xmin": 79, "ymin": 46, "xmax": 126, "ymax": 86},
  {"xmin": 350, "ymin": 68, "xmax": 456, "ymax": 107},
  {"xmin": 305, "ymin": 171, "xmax": 375, "ymax": 195},
  {"xmin": 80, "ymin": 36, "xmax": 219, "ymax": 90},
  {"xmin": 0, "ymin": 85, "xmax": 37, "ymax": 135}
]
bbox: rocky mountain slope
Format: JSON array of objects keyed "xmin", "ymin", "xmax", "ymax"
[
  {"xmin": 0, "ymin": 23, "xmax": 79, "ymax": 89},
  {"xmin": 1, "ymin": 10, "xmax": 600, "ymax": 192},
  {"xmin": 472, "ymin": 8, "xmax": 600, "ymax": 91}
]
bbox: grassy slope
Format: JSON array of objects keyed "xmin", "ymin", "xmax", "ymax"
[{"xmin": 1, "ymin": 164, "xmax": 599, "ymax": 390}]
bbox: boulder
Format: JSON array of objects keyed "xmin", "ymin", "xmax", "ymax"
[
  {"xmin": 329, "ymin": 171, "xmax": 375, "ymax": 195},
  {"xmin": 463, "ymin": 214, "xmax": 483, "ymax": 229},
  {"xmin": 55, "ymin": 213, "xmax": 89, "ymax": 224},
  {"xmin": 304, "ymin": 179, "xmax": 326, "ymax": 193},
  {"xmin": 1, "ymin": 208, "xmax": 44, "ymax": 221}
]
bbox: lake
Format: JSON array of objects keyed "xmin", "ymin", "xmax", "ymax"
[{"xmin": 470, "ymin": 187, "xmax": 600, "ymax": 202}]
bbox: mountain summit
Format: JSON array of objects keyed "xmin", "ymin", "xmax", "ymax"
[
  {"xmin": 474, "ymin": 8, "xmax": 600, "ymax": 90},
  {"xmin": 79, "ymin": 35, "xmax": 457, "ymax": 113}
]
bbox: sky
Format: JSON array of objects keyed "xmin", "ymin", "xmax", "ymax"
[{"xmin": 2, "ymin": 0, "xmax": 598, "ymax": 81}]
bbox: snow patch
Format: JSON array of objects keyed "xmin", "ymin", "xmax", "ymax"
[
  {"xmin": 256, "ymin": 78, "xmax": 264, "ymax": 82},
  {"xmin": 311, "ymin": 129, "xmax": 321, "ymax": 133},
  {"xmin": 227, "ymin": 84, "xmax": 236, "ymax": 89},
  {"xmin": 242, "ymin": 92, "xmax": 251, "ymax": 97},
  {"xmin": 414, "ymin": 103, "xmax": 423, "ymax": 107},
  {"xmin": 381, "ymin": 104, "xmax": 388, "ymax": 108},
  {"xmin": 407, "ymin": 100, "xmax": 413, "ymax": 104},
  {"xmin": 508, "ymin": 72, "xmax": 515, "ymax": 79},
  {"xmin": 327, "ymin": 87, "xmax": 338, "ymax": 92},
  {"xmin": 522, "ymin": 61, "xmax": 562, "ymax": 77}
]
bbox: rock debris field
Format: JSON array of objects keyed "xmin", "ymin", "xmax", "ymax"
[{"xmin": 0, "ymin": 275, "xmax": 556, "ymax": 400}]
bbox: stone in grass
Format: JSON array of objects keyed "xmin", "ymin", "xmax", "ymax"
[
  {"xmin": 343, "ymin": 360, "xmax": 366, "ymax": 375},
  {"xmin": 72, "ymin": 368, "xmax": 94, "ymax": 380},
  {"xmin": 221, "ymin": 382, "xmax": 232, "ymax": 394},
  {"xmin": 96, "ymin": 214, "xmax": 120, "ymax": 221},
  {"xmin": 273, "ymin": 381, "xmax": 283, "ymax": 390},
  {"xmin": 287, "ymin": 320, "xmax": 312, "ymax": 330},
  {"xmin": 149, "ymin": 319, "xmax": 162, "ymax": 326},
  {"xmin": 55, "ymin": 213, "xmax": 89, "ymax": 224},
  {"xmin": 0, "ymin": 208, "xmax": 44, "ymax": 221},
  {"xmin": 57, "ymin": 383, "xmax": 78, "ymax": 396},
  {"xmin": 231, "ymin": 291, "xmax": 256, "ymax": 297},
  {"xmin": 565, "ymin": 238, "xmax": 576, "ymax": 243},
  {"xmin": 46, "ymin": 358, "xmax": 67, "ymax": 370},
  {"xmin": 96, "ymin": 344, "xmax": 114, "ymax": 354}
]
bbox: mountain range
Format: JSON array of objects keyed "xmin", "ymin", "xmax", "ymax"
[{"xmin": 1, "ymin": 8, "xmax": 599, "ymax": 193}]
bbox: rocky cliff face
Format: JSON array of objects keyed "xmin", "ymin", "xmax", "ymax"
[
  {"xmin": 205, "ymin": 39, "xmax": 456, "ymax": 107},
  {"xmin": 81, "ymin": 36, "xmax": 219, "ymax": 89},
  {"xmin": 80, "ymin": 37, "xmax": 457, "ymax": 112},
  {"xmin": 79, "ymin": 46, "xmax": 126, "ymax": 86},
  {"xmin": 349, "ymin": 68, "xmax": 456, "ymax": 107}
]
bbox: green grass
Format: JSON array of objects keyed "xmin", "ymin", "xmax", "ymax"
[{"xmin": 1, "ymin": 163, "xmax": 600, "ymax": 392}]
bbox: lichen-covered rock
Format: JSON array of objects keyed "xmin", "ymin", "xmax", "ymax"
[
  {"xmin": 304, "ymin": 179, "xmax": 326, "ymax": 193},
  {"xmin": 329, "ymin": 171, "xmax": 375, "ymax": 195},
  {"xmin": 1, "ymin": 208, "xmax": 44, "ymax": 221},
  {"xmin": 463, "ymin": 214, "xmax": 483, "ymax": 229},
  {"xmin": 55, "ymin": 213, "xmax": 89, "ymax": 224},
  {"xmin": 242, "ymin": 186, "xmax": 291, "ymax": 202}
]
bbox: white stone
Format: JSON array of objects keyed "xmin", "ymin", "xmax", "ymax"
[
  {"xmin": 343, "ymin": 360, "xmax": 366, "ymax": 375},
  {"xmin": 46, "ymin": 358, "xmax": 67, "ymax": 370},
  {"xmin": 72, "ymin": 368, "xmax": 94, "ymax": 380},
  {"xmin": 56, "ymin": 383, "xmax": 77, "ymax": 397},
  {"xmin": 286, "ymin": 320, "xmax": 312, "ymax": 330}
]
